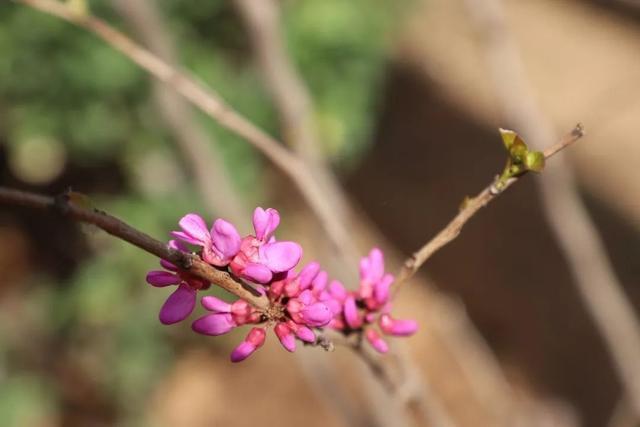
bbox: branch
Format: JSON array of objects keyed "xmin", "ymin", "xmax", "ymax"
[
  {"xmin": 14, "ymin": 0, "xmax": 353, "ymax": 260},
  {"xmin": 464, "ymin": 0, "xmax": 640, "ymax": 418},
  {"xmin": 232, "ymin": 0, "xmax": 360, "ymax": 263},
  {"xmin": 111, "ymin": 0, "xmax": 248, "ymax": 227},
  {"xmin": 0, "ymin": 187, "xmax": 269, "ymax": 310},
  {"xmin": 395, "ymin": 124, "xmax": 584, "ymax": 288}
]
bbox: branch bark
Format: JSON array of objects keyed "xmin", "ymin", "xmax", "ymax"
[
  {"xmin": 464, "ymin": 0, "xmax": 640, "ymax": 418},
  {"xmin": 395, "ymin": 124, "xmax": 584, "ymax": 288},
  {"xmin": 14, "ymin": 0, "xmax": 353, "ymax": 260},
  {"xmin": 0, "ymin": 187, "xmax": 269, "ymax": 310},
  {"xmin": 112, "ymin": 0, "xmax": 248, "ymax": 227}
]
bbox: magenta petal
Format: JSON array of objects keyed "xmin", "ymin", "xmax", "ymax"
[
  {"xmin": 379, "ymin": 314, "xmax": 418, "ymax": 336},
  {"xmin": 374, "ymin": 274, "xmax": 394, "ymax": 305},
  {"xmin": 252, "ymin": 207, "xmax": 280, "ymax": 241},
  {"xmin": 311, "ymin": 270, "xmax": 328, "ymax": 293},
  {"xmin": 160, "ymin": 259, "xmax": 178, "ymax": 271},
  {"xmin": 211, "ymin": 219, "xmax": 241, "ymax": 260},
  {"xmin": 344, "ymin": 295, "xmax": 362, "ymax": 329},
  {"xmin": 200, "ymin": 295, "xmax": 232, "ymax": 313},
  {"xmin": 146, "ymin": 271, "xmax": 180, "ymax": 287},
  {"xmin": 301, "ymin": 302, "xmax": 332, "ymax": 327},
  {"xmin": 294, "ymin": 325, "xmax": 316, "ymax": 343},
  {"xmin": 242, "ymin": 263, "xmax": 273, "ymax": 283},
  {"xmin": 324, "ymin": 298, "xmax": 343, "ymax": 315},
  {"xmin": 179, "ymin": 213, "xmax": 210, "ymax": 242},
  {"xmin": 360, "ymin": 248, "xmax": 384, "ymax": 283},
  {"xmin": 159, "ymin": 284, "xmax": 196, "ymax": 324},
  {"xmin": 298, "ymin": 262, "xmax": 321, "ymax": 290},
  {"xmin": 168, "ymin": 239, "xmax": 188, "ymax": 252},
  {"xmin": 230, "ymin": 342, "xmax": 256, "ymax": 363},
  {"xmin": 329, "ymin": 280, "xmax": 347, "ymax": 300},
  {"xmin": 260, "ymin": 241, "xmax": 302, "ymax": 273},
  {"xmin": 274, "ymin": 323, "xmax": 296, "ymax": 352},
  {"xmin": 297, "ymin": 289, "xmax": 314, "ymax": 306},
  {"xmin": 170, "ymin": 231, "xmax": 202, "ymax": 246},
  {"xmin": 365, "ymin": 329, "xmax": 389, "ymax": 354},
  {"xmin": 191, "ymin": 313, "xmax": 236, "ymax": 335},
  {"xmin": 231, "ymin": 327, "xmax": 266, "ymax": 362}
]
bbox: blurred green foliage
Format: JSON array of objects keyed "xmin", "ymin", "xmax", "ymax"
[{"xmin": 0, "ymin": 0, "xmax": 407, "ymax": 425}]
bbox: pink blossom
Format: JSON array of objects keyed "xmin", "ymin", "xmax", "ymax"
[
  {"xmin": 379, "ymin": 314, "xmax": 418, "ymax": 337},
  {"xmin": 191, "ymin": 296, "xmax": 261, "ymax": 336},
  {"xmin": 328, "ymin": 247, "xmax": 418, "ymax": 353},
  {"xmin": 231, "ymin": 327, "xmax": 266, "ymax": 362},
  {"xmin": 274, "ymin": 322, "xmax": 296, "ymax": 352},
  {"xmin": 365, "ymin": 328, "xmax": 389, "ymax": 354},
  {"xmin": 146, "ymin": 240, "xmax": 209, "ymax": 325},
  {"xmin": 171, "ymin": 213, "xmax": 241, "ymax": 267},
  {"xmin": 229, "ymin": 208, "xmax": 302, "ymax": 283}
]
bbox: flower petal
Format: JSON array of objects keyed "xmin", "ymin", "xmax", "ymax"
[
  {"xmin": 160, "ymin": 259, "xmax": 178, "ymax": 271},
  {"xmin": 301, "ymin": 302, "xmax": 332, "ymax": 327},
  {"xmin": 360, "ymin": 247, "xmax": 384, "ymax": 283},
  {"xmin": 344, "ymin": 295, "xmax": 362, "ymax": 329},
  {"xmin": 230, "ymin": 327, "xmax": 266, "ymax": 362},
  {"xmin": 159, "ymin": 284, "xmax": 196, "ymax": 324},
  {"xmin": 178, "ymin": 213, "xmax": 210, "ymax": 244},
  {"xmin": 146, "ymin": 271, "xmax": 180, "ymax": 287},
  {"xmin": 374, "ymin": 274, "xmax": 394, "ymax": 305},
  {"xmin": 274, "ymin": 323, "xmax": 296, "ymax": 352},
  {"xmin": 298, "ymin": 262, "xmax": 321, "ymax": 290},
  {"xmin": 260, "ymin": 241, "xmax": 302, "ymax": 273},
  {"xmin": 211, "ymin": 219, "xmax": 241, "ymax": 261},
  {"xmin": 365, "ymin": 328, "xmax": 389, "ymax": 354},
  {"xmin": 311, "ymin": 270, "xmax": 328, "ymax": 293},
  {"xmin": 170, "ymin": 231, "xmax": 202, "ymax": 246},
  {"xmin": 241, "ymin": 263, "xmax": 273, "ymax": 284},
  {"xmin": 329, "ymin": 280, "xmax": 347, "ymax": 301},
  {"xmin": 201, "ymin": 295, "xmax": 232, "ymax": 313},
  {"xmin": 379, "ymin": 314, "xmax": 418, "ymax": 336},
  {"xmin": 252, "ymin": 207, "xmax": 280, "ymax": 241},
  {"xmin": 294, "ymin": 325, "xmax": 316, "ymax": 343},
  {"xmin": 191, "ymin": 313, "xmax": 236, "ymax": 335},
  {"xmin": 230, "ymin": 342, "xmax": 256, "ymax": 363}
]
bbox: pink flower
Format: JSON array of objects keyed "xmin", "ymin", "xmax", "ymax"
[
  {"xmin": 146, "ymin": 240, "xmax": 209, "ymax": 325},
  {"xmin": 191, "ymin": 296, "xmax": 261, "ymax": 336},
  {"xmin": 329, "ymin": 247, "xmax": 419, "ymax": 353},
  {"xmin": 287, "ymin": 289, "xmax": 333, "ymax": 328},
  {"xmin": 229, "ymin": 207, "xmax": 302, "ymax": 283},
  {"xmin": 379, "ymin": 314, "xmax": 418, "ymax": 337},
  {"xmin": 365, "ymin": 329, "xmax": 389, "ymax": 354},
  {"xmin": 171, "ymin": 213, "xmax": 241, "ymax": 267},
  {"xmin": 231, "ymin": 327, "xmax": 266, "ymax": 362}
]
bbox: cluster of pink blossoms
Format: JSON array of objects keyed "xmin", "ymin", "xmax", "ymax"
[{"xmin": 146, "ymin": 207, "xmax": 417, "ymax": 362}]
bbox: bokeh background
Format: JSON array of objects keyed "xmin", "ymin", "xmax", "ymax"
[{"xmin": 1, "ymin": 0, "xmax": 639, "ymax": 426}]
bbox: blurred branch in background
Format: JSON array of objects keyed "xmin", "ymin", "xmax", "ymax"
[
  {"xmin": 14, "ymin": 0, "xmax": 355, "ymax": 263},
  {"xmin": 232, "ymin": 0, "xmax": 359, "ymax": 263},
  {"xmin": 464, "ymin": 0, "xmax": 640, "ymax": 419},
  {"xmin": 232, "ymin": 1, "xmax": 440, "ymax": 426},
  {"xmin": 111, "ymin": 0, "xmax": 248, "ymax": 228}
]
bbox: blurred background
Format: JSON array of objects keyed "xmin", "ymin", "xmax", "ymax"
[{"xmin": 1, "ymin": 0, "xmax": 639, "ymax": 426}]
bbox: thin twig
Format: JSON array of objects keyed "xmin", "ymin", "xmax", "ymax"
[
  {"xmin": 232, "ymin": 0, "xmax": 360, "ymax": 264},
  {"xmin": 0, "ymin": 187, "xmax": 269, "ymax": 310},
  {"xmin": 112, "ymin": 0, "xmax": 248, "ymax": 227},
  {"xmin": 14, "ymin": 0, "xmax": 353, "ymax": 260},
  {"xmin": 464, "ymin": 0, "xmax": 640, "ymax": 418},
  {"xmin": 394, "ymin": 124, "xmax": 584, "ymax": 289}
]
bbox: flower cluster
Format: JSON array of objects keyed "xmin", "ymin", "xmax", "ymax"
[{"xmin": 146, "ymin": 207, "xmax": 417, "ymax": 362}]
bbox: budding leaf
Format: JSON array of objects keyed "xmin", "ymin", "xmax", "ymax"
[
  {"xmin": 524, "ymin": 151, "xmax": 545, "ymax": 172},
  {"xmin": 499, "ymin": 128, "xmax": 520, "ymax": 150}
]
